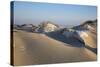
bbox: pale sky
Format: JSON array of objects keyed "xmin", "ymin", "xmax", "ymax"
[{"xmin": 12, "ymin": 1, "xmax": 97, "ymax": 26}]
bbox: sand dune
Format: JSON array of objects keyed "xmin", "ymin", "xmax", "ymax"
[
  {"xmin": 80, "ymin": 31, "xmax": 97, "ymax": 48},
  {"xmin": 73, "ymin": 20, "xmax": 97, "ymax": 48},
  {"xmin": 12, "ymin": 30, "xmax": 96, "ymax": 66}
]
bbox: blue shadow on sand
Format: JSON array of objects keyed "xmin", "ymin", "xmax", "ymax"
[{"xmin": 45, "ymin": 31, "xmax": 85, "ymax": 47}]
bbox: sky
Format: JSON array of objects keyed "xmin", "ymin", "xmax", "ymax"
[{"xmin": 13, "ymin": 1, "xmax": 97, "ymax": 26}]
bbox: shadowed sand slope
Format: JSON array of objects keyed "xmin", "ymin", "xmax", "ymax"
[
  {"xmin": 13, "ymin": 30, "xmax": 96, "ymax": 66},
  {"xmin": 45, "ymin": 31, "xmax": 85, "ymax": 47}
]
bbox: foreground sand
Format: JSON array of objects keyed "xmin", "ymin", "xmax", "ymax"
[{"xmin": 12, "ymin": 30, "xmax": 96, "ymax": 66}]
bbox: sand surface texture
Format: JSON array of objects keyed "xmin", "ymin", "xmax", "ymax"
[{"xmin": 13, "ymin": 30, "xmax": 96, "ymax": 66}]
